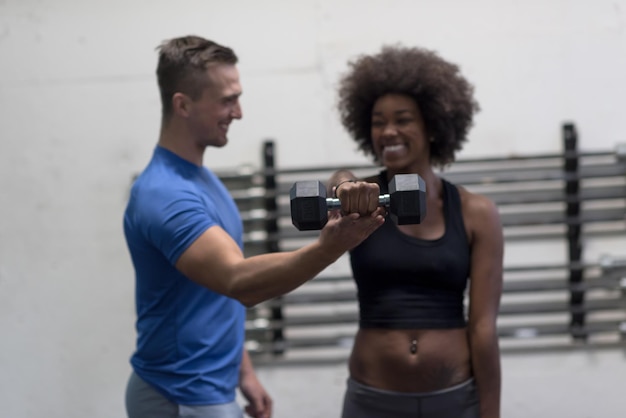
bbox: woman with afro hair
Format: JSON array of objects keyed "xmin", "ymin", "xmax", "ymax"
[{"xmin": 328, "ymin": 45, "xmax": 503, "ymax": 418}]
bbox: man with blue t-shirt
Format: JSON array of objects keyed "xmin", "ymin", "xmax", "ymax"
[{"xmin": 123, "ymin": 35, "xmax": 385, "ymax": 418}]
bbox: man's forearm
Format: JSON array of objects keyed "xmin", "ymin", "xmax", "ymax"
[
  {"xmin": 240, "ymin": 349, "xmax": 256, "ymax": 379},
  {"xmin": 229, "ymin": 241, "xmax": 342, "ymax": 307}
]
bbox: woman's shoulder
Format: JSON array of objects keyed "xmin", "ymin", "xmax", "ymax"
[{"xmin": 450, "ymin": 181, "xmax": 499, "ymax": 221}]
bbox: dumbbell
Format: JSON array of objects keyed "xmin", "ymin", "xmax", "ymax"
[{"xmin": 289, "ymin": 174, "xmax": 426, "ymax": 231}]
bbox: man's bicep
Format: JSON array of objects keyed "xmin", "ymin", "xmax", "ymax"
[
  {"xmin": 175, "ymin": 225, "xmax": 245, "ymax": 295},
  {"xmin": 139, "ymin": 189, "xmax": 216, "ymax": 265}
]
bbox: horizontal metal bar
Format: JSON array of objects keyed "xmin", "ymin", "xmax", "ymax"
[
  {"xmin": 259, "ymin": 277, "xmax": 622, "ymax": 307},
  {"xmin": 500, "ymin": 298, "xmax": 626, "ymax": 315},
  {"xmin": 486, "ymin": 185, "xmax": 626, "ymax": 206},
  {"xmin": 269, "ymin": 162, "xmax": 626, "ymax": 195},
  {"xmin": 252, "ymin": 208, "xmax": 624, "ymax": 230},
  {"xmin": 248, "ymin": 333, "xmax": 356, "ymax": 350},
  {"xmin": 501, "ymin": 227, "xmax": 626, "ymax": 242},
  {"xmin": 268, "ymin": 204, "xmax": 625, "ymax": 226},
  {"xmin": 231, "ymin": 184, "xmax": 626, "ymax": 208},
  {"xmin": 246, "ymin": 298, "xmax": 626, "ymax": 331},
  {"xmin": 281, "ymin": 261, "xmax": 626, "ymax": 284},
  {"xmin": 216, "ymin": 148, "xmax": 622, "ymax": 180},
  {"xmin": 244, "ymin": 320, "xmax": 625, "ymax": 354},
  {"xmin": 268, "ymin": 227, "xmax": 626, "ymax": 248},
  {"xmin": 247, "ymin": 339, "xmax": 626, "ymax": 367},
  {"xmin": 257, "ymin": 215, "xmax": 626, "ymax": 244},
  {"xmin": 444, "ymin": 162, "xmax": 626, "ymax": 185},
  {"xmin": 497, "ymin": 320, "xmax": 625, "ymax": 338},
  {"xmin": 503, "ymin": 276, "xmax": 622, "ymax": 292},
  {"xmin": 304, "ymin": 271, "xmax": 575, "ymax": 284},
  {"xmin": 246, "ymin": 312, "xmax": 358, "ymax": 330},
  {"xmin": 498, "ymin": 208, "xmax": 625, "ymax": 227}
]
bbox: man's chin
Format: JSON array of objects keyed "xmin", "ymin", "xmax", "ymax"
[{"xmin": 207, "ymin": 137, "xmax": 228, "ymax": 148}]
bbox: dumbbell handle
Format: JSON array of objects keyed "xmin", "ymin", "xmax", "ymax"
[{"xmin": 325, "ymin": 194, "xmax": 391, "ymax": 210}]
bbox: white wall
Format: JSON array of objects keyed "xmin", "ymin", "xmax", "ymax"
[{"xmin": 1, "ymin": 0, "xmax": 626, "ymax": 417}]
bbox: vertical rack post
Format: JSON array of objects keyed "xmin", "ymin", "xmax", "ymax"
[
  {"xmin": 262, "ymin": 140, "xmax": 285, "ymax": 355},
  {"xmin": 563, "ymin": 123, "xmax": 586, "ymax": 341}
]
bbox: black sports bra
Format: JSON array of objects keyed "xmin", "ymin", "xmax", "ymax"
[{"xmin": 349, "ymin": 172, "xmax": 471, "ymax": 329}]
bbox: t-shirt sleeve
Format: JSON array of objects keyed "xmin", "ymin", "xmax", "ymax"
[{"xmin": 137, "ymin": 187, "xmax": 216, "ymax": 265}]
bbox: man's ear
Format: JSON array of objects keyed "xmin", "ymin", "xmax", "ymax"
[{"xmin": 172, "ymin": 92, "xmax": 191, "ymax": 118}]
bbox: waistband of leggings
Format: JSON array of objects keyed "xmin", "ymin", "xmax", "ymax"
[{"xmin": 347, "ymin": 376, "xmax": 475, "ymax": 398}]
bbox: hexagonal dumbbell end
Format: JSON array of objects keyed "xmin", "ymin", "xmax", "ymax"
[
  {"xmin": 388, "ymin": 174, "xmax": 427, "ymax": 225},
  {"xmin": 290, "ymin": 180, "xmax": 329, "ymax": 230}
]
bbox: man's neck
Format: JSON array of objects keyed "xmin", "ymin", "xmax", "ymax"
[{"xmin": 158, "ymin": 121, "xmax": 204, "ymax": 166}]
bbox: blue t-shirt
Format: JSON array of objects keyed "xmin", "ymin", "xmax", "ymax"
[{"xmin": 123, "ymin": 146, "xmax": 245, "ymax": 405}]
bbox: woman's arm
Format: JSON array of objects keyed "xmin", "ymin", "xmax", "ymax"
[{"xmin": 464, "ymin": 191, "xmax": 504, "ymax": 418}]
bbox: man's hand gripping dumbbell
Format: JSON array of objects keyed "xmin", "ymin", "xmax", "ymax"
[{"xmin": 290, "ymin": 174, "xmax": 427, "ymax": 231}]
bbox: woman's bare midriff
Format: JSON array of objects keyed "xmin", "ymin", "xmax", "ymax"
[{"xmin": 349, "ymin": 327, "xmax": 471, "ymax": 392}]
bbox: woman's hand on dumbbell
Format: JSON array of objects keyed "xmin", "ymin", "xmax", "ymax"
[
  {"xmin": 289, "ymin": 174, "xmax": 425, "ymax": 230},
  {"xmin": 321, "ymin": 207, "xmax": 386, "ymax": 254},
  {"xmin": 333, "ymin": 180, "xmax": 386, "ymax": 217}
]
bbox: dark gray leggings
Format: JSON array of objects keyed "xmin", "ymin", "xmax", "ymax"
[
  {"xmin": 341, "ymin": 377, "xmax": 480, "ymax": 418},
  {"xmin": 125, "ymin": 371, "xmax": 243, "ymax": 418}
]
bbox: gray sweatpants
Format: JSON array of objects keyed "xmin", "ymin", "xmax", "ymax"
[
  {"xmin": 341, "ymin": 377, "xmax": 480, "ymax": 418},
  {"xmin": 125, "ymin": 371, "xmax": 244, "ymax": 418}
]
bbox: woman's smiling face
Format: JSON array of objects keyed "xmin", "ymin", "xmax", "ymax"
[{"xmin": 371, "ymin": 93, "xmax": 430, "ymax": 173}]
